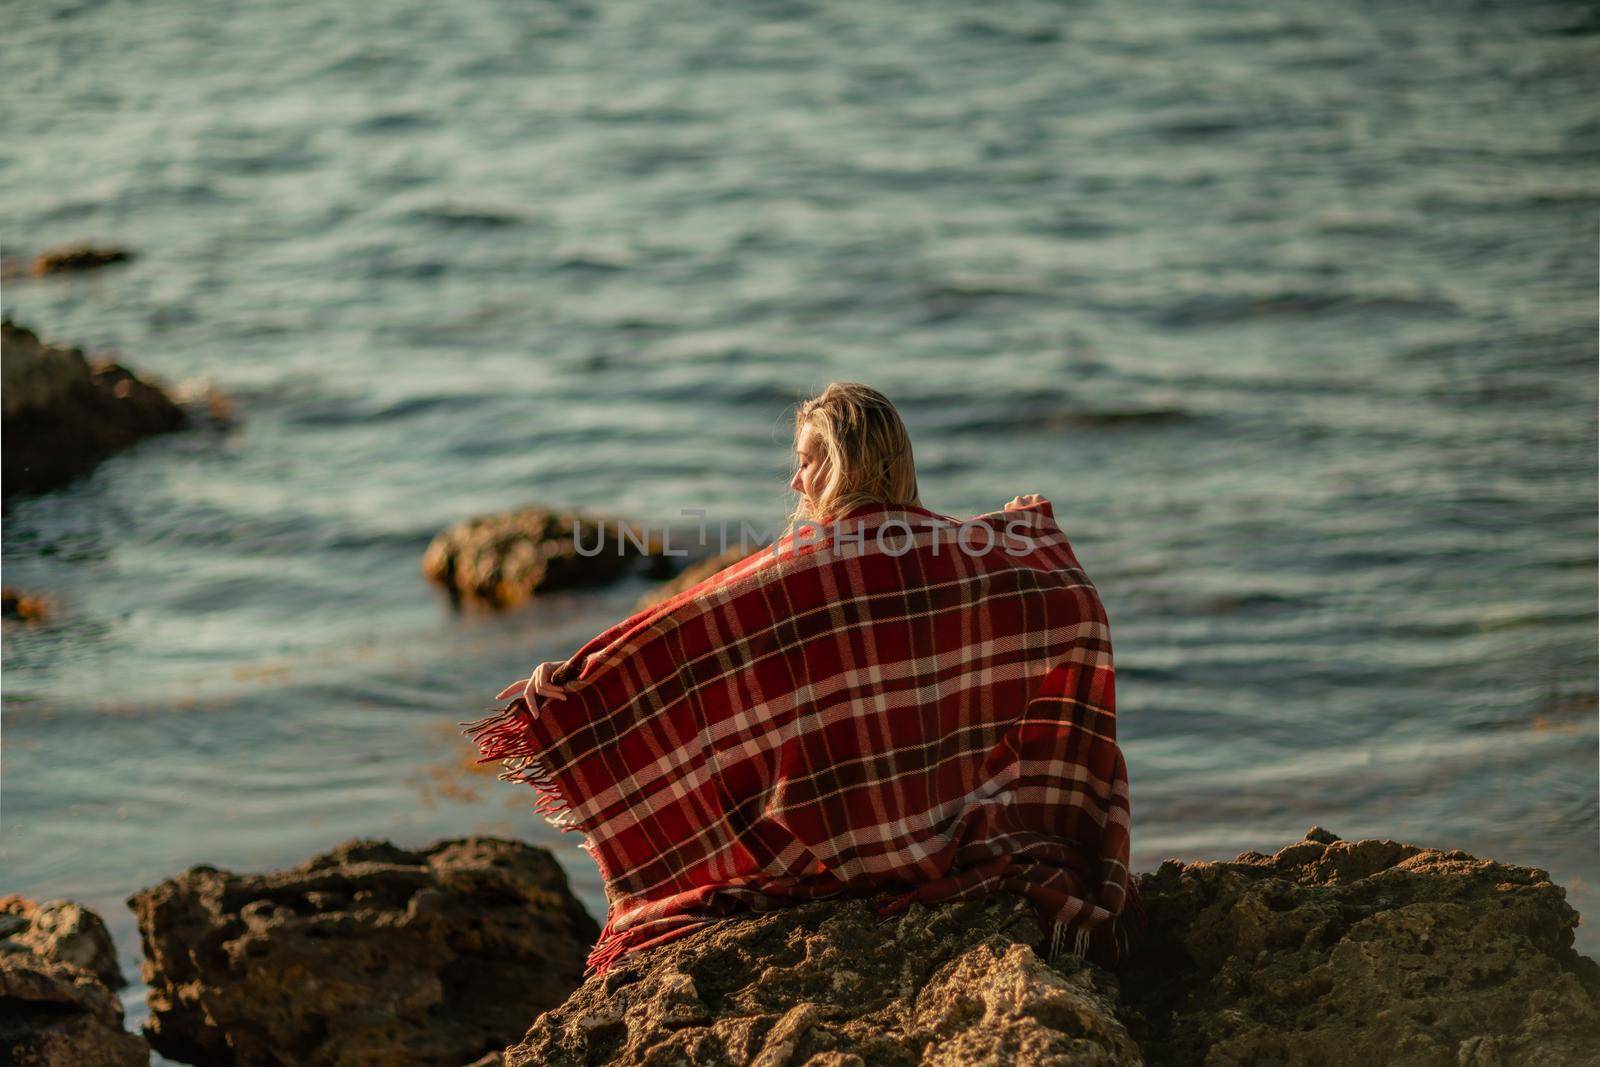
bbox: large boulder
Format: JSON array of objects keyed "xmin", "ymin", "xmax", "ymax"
[
  {"xmin": 127, "ymin": 836, "xmax": 600, "ymax": 1067},
  {"xmin": 0, "ymin": 896, "xmax": 148, "ymax": 1066},
  {"xmin": 421, "ymin": 505, "xmax": 680, "ymax": 609},
  {"xmin": 1, "ymin": 316, "xmax": 188, "ymax": 497},
  {"xmin": 496, "ymin": 829, "xmax": 1600, "ymax": 1067},
  {"xmin": 1117, "ymin": 826, "xmax": 1600, "ymax": 1065},
  {"xmin": 504, "ymin": 890, "xmax": 1142, "ymax": 1067}
]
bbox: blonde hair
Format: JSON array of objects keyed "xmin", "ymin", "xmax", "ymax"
[{"xmin": 785, "ymin": 381, "xmax": 921, "ymax": 534}]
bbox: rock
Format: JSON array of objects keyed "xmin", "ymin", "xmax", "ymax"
[
  {"xmin": 0, "ymin": 898, "xmax": 148, "ymax": 1067},
  {"xmin": 0, "ymin": 894, "xmax": 126, "ymax": 989},
  {"xmin": 30, "ymin": 243, "xmax": 134, "ymax": 275},
  {"xmin": 422, "ymin": 504, "xmax": 678, "ymax": 609},
  {"xmin": 633, "ymin": 543, "xmax": 761, "ymax": 612},
  {"xmin": 1117, "ymin": 827, "xmax": 1600, "ymax": 1066},
  {"xmin": 2, "ymin": 318, "xmax": 96, "ymax": 420},
  {"xmin": 496, "ymin": 830, "xmax": 1600, "ymax": 1067},
  {"xmin": 2, "ymin": 586, "xmax": 53, "ymax": 622},
  {"xmin": 127, "ymin": 836, "xmax": 600, "ymax": 1067},
  {"xmin": 503, "ymin": 890, "xmax": 1142, "ymax": 1067},
  {"xmin": 1, "ymin": 317, "xmax": 188, "ymax": 498},
  {"xmin": 0, "ymin": 956, "xmax": 151, "ymax": 1067}
]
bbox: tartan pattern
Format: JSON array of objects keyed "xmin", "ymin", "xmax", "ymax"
[{"xmin": 461, "ymin": 498, "xmax": 1145, "ymax": 977}]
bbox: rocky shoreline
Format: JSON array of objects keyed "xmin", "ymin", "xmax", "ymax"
[
  {"xmin": 6, "ymin": 827, "xmax": 1597, "ymax": 1066},
  {"xmin": 5, "ymin": 309, "xmax": 1594, "ymax": 1065}
]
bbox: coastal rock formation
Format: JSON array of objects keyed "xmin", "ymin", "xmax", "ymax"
[
  {"xmin": 108, "ymin": 828, "xmax": 1599, "ymax": 1065},
  {"xmin": 1116, "ymin": 826, "xmax": 1600, "ymax": 1065},
  {"xmin": 422, "ymin": 504, "xmax": 679, "ymax": 609},
  {"xmin": 126, "ymin": 836, "xmax": 599, "ymax": 1067},
  {"xmin": 502, "ymin": 890, "xmax": 1142, "ymax": 1067},
  {"xmin": 0, "ymin": 896, "xmax": 149, "ymax": 1067},
  {"xmin": 1, "ymin": 316, "xmax": 188, "ymax": 497},
  {"xmin": 496, "ymin": 829, "xmax": 1600, "ymax": 1067}
]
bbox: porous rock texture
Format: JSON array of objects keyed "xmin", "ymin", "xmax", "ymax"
[
  {"xmin": 0, "ymin": 895, "xmax": 149, "ymax": 1067},
  {"xmin": 497, "ymin": 829, "xmax": 1600, "ymax": 1067},
  {"xmin": 421, "ymin": 504, "xmax": 680, "ymax": 609},
  {"xmin": 126, "ymin": 836, "xmax": 599, "ymax": 1067},
  {"xmin": 2, "ymin": 316, "xmax": 188, "ymax": 497},
  {"xmin": 1, "ymin": 894, "xmax": 126, "ymax": 990},
  {"xmin": 504, "ymin": 890, "xmax": 1143, "ymax": 1067},
  {"xmin": 1116, "ymin": 826, "xmax": 1600, "ymax": 1066}
]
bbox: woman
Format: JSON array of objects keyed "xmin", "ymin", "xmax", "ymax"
[
  {"xmin": 465, "ymin": 380, "xmax": 1143, "ymax": 977},
  {"xmin": 784, "ymin": 380, "xmax": 1045, "ymax": 534}
]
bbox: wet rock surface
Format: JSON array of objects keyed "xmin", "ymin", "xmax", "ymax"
[
  {"xmin": 1, "ymin": 316, "xmax": 188, "ymax": 498},
  {"xmin": 421, "ymin": 504, "xmax": 679, "ymax": 609},
  {"xmin": 1117, "ymin": 826, "xmax": 1600, "ymax": 1066},
  {"xmin": 503, "ymin": 890, "xmax": 1142, "ymax": 1067},
  {"xmin": 0, "ymin": 895, "xmax": 148, "ymax": 1067},
  {"xmin": 126, "ymin": 836, "xmax": 600, "ymax": 1067}
]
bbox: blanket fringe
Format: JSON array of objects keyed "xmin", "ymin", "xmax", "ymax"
[
  {"xmin": 585, "ymin": 910, "xmax": 629, "ymax": 976},
  {"xmin": 458, "ymin": 697, "xmax": 583, "ymax": 834},
  {"xmin": 1046, "ymin": 876, "xmax": 1148, "ymax": 971},
  {"xmin": 582, "ymin": 912, "xmax": 721, "ymax": 978}
]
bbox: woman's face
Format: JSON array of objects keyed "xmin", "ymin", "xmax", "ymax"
[{"xmin": 790, "ymin": 424, "xmax": 828, "ymax": 506}]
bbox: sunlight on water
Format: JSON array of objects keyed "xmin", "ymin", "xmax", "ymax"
[{"xmin": 1, "ymin": 4, "xmax": 1595, "ymax": 1054}]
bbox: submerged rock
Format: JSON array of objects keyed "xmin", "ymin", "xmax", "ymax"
[
  {"xmin": 1118, "ymin": 826, "xmax": 1600, "ymax": 1066},
  {"xmin": 0, "ymin": 896, "xmax": 148, "ymax": 1067},
  {"xmin": 503, "ymin": 890, "xmax": 1142, "ymax": 1067},
  {"xmin": 1, "ymin": 586, "xmax": 53, "ymax": 622},
  {"xmin": 1, "ymin": 316, "xmax": 188, "ymax": 498},
  {"xmin": 28, "ymin": 243, "xmax": 135, "ymax": 275},
  {"xmin": 422, "ymin": 504, "xmax": 678, "ymax": 609},
  {"xmin": 127, "ymin": 836, "xmax": 599, "ymax": 1067}
]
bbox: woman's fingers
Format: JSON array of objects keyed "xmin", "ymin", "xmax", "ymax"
[
  {"xmin": 496, "ymin": 660, "xmax": 570, "ymax": 705},
  {"xmin": 1004, "ymin": 492, "xmax": 1046, "ymax": 511}
]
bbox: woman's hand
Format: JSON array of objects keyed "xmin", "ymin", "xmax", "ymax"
[
  {"xmin": 1004, "ymin": 493, "xmax": 1047, "ymax": 512},
  {"xmin": 496, "ymin": 660, "xmax": 569, "ymax": 706}
]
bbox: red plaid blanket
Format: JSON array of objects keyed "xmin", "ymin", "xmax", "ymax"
[{"xmin": 462, "ymin": 498, "xmax": 1144, "ymax": 977}]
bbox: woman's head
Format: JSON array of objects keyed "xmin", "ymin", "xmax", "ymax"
[{"xmin": 787, "ymin": 381, "xmax": 920, "ymax": 528}]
